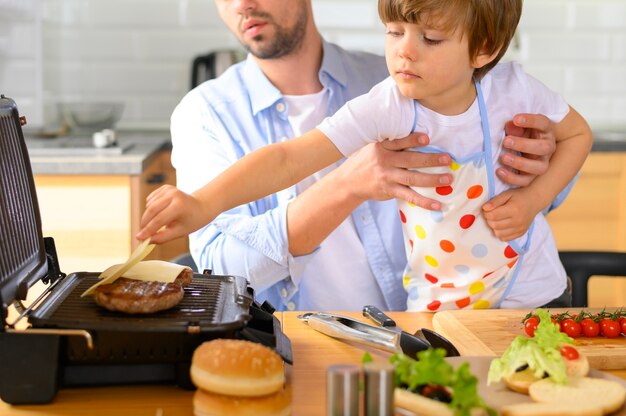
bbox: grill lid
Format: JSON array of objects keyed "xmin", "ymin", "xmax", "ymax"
[{"xmin": 0, "ymin": 95, "xmax": 48, "ymax": 317}]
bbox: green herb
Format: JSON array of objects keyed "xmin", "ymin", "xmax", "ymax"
[
  {"xmin": 361, "ymin": 351, "xmax": 373, "ymax": 365},
  {"xmin": 391, "ymin": 348, "xmax": 495, "ymax": 416}
]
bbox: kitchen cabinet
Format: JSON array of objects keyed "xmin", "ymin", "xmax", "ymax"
[
  {"xmin": 546, "ymin": 152, "xmax": 626, "ymax": 307},
  {"xmin": 33, "ymin": 150, "xmax": 188, "ymax": 275}
]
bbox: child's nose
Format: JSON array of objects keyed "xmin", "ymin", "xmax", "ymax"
[{"xmin": 398, "ymin": 38, "xmax": 417, "ymax": 61}]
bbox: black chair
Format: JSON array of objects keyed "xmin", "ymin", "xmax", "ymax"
[{"xmin": 558, "ymin": 251, "xmax": 626, "ymax": 307}]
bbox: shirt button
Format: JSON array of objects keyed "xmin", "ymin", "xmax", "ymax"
[
  {"xmin": 276, "ymin": 102, "xmax": 286, "ymax": 112},
  {"xmin": 281, "ymin": 288, "xmax": 288, "ymax": 298},
  {"xmin": 287, "ymin": 302, "xmax": 296, "ymax": 311}
]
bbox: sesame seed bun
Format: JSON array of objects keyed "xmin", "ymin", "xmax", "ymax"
[
  {"xmin": 190, "ymin": 339, "xmax": 285, "ymax": 397},
  {"xmin": 193, "ymin": 385, "xmax": 291, "ymax": 416}
]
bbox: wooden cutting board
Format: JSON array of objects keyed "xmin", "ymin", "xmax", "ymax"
[{"xmin": 432, "ymin": 308, "xmax": 626, "ymax": 370}]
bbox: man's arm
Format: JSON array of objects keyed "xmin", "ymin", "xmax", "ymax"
[{"xmin": 287, "ymin": 134, "xmax": 452, "ymax": 255}]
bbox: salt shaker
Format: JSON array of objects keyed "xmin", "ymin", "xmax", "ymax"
[
  {"xmin": 326, "ymin": 364, "xmax": 360, "ymax": 416},
  {"xmin": 364, "ymin": 361, "xmax": 395, "ymax": 416}
]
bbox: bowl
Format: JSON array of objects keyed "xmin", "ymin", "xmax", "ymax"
[{"xmin": 58, "ymin": 101, "xmax": 124, "ymax": 133}]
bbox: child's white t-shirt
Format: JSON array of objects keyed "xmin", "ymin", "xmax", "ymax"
[{"xmin": 318, "ymin": 61, "xmax": 570, "ymax": 308}]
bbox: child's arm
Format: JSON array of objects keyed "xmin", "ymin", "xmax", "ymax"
[
  {"xmin": 482, "ymin": 107, "xmax": 592, "ymax": 241},
  {"xmin": 137, "ymin": 128, "xmax": 343, "ymax": 244}
]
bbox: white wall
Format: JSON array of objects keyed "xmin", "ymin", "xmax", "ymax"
[{"xmin": 0, "ymin": 0, "xmax": 625, "ymax": 131}]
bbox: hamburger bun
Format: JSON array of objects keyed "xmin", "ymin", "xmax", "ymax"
[
  {"xmin": 394, "ymin": 388, "xmax": 489, "ymax": 416},
  {"xmin": 191, "ymin": 339, "xmax": 285, "ymax": 397},
  {"xmin": 529, "ymin": 377, "xmax": 626, "ymax": 415},
  {"xmin": 193, "ymin": 385, "xmax": 291, "ymax": 416},
  {"xmin": 504, "ymin": 348, "xmax": 589, "ymax": 394},
  {"xmin": 501, "ymin": 402, "xmax": 603, "ymax": 416},
  {"xmin": 504, "ymin": 367, "xmax": 543, "ymax": 394}
]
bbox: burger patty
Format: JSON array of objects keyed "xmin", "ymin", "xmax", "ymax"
[{"xmin": 93, "ymin": 268, "xmax": 193, "ymax": 314}]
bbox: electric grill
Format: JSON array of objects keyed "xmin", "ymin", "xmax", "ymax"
[{"xmin": 0, "ymin": 95, "xmax": 292, "ymax": 405}]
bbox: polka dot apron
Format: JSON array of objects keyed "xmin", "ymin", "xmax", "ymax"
[{"xmin": 399, "ymin": 79, "xmax": 532, "ymax": 312}]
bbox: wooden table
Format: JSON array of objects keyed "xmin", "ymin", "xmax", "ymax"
[{"xmin": 1, "ymin": 312, "xmax": 624, "ymax": 415}]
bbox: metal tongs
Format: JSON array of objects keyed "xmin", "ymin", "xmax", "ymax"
[{"xmin": 298, "ymin": 310, "xmax": 459, "ymax": 359}]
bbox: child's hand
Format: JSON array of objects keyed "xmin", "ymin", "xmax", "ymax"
[
  {"xmin": 136, "ymin": 184, "xmax": 207, "ymax": 244},
  {"xmin": 482, "ymin": 188, "xmax": 540, "ymax": 242}
]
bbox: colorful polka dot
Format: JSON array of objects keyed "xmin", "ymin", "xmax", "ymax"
[
  {"xmin": 455, "ymin": 265, "xmax": 469, "ymax": 274},
  {"xmin": 403, "ymin": 276, "xmax": 411, "ymax": 287},
  {"xmin": 504, "ymin": 245, "xmax": 517, "ymax": 258},
  {"xmin": 414, "ymin": 225, "xmax": 426, "ymax": 239},
  {"xmin": 450, "ymin": 161, "xmax": 461, "ymax": 170},
  {"xmin": 409, "ymin": 240, "xmax": 414, "ymax": 251},
  {"xmin": 507, "ymin": 258, "xmax": 518, "ymax": 268},
  {"xmin": 436, "ymin": 186, "xmax": 453, "ymax": 196},
  {"xmin": 425, "ymin": 273, "xmax": 439, "ymax": 284},
  {"xmin": 440, "ymin": 240, "xmax": 455, "ymax": 253},
  {"xmin": 430, "ymin": 210, "xmax": 444, "ymax": 223},
  {"xmin": 459, "ymin": 214, "xmax": 476, "ymax": 229},
  {"xmin": 441, "ymin": 283, "xmax": 455, "ymax": 288},
  {"xmin": 483, "ymin": 271, "xmax": 493, "ymax": 279},
  {"xmin": 425, "ymin": 255, "xmax": 439, "ymax": 267},
  {"xmin": 456, "ymin": 297, "xmax": 470, "ymax": 309},
  {"xmin": 469, "ymin": 281, "xmax": 485, "ymax": 295},
  {"xmin": 466, "ymin": 185, "xmax": 483, "ymax": 199},
  {"xmin": 399, "ymin": 210, "xmax": 407, "ymax": 223},
  {"xmin": 473, "ymin": 300, "xmax": 490, "ymax": 309},
  {"xmin": 427, "ymin": 300, "xmax": 441, "ymax": 311},
  {"xmin": 471, "ymin": 244, "xmax": 488, "ymax": 258}
]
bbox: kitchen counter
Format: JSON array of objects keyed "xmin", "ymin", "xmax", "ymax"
[
  {"xmin": 1, "ymin": 311, "xmax": 624, "ymax": 416},
  {"xmin": 23, "ymin": 129, "xmax": 626, "ymax": 177},
  {"xmin": 25, "ymin": 132, "xmax": 172, "ymax": 175}
]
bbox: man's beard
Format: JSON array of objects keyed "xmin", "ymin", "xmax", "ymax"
[{"xmin": 241, "ymin": 8, "xmax": 308, "ymax": 59}]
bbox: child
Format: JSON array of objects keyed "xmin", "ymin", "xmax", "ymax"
[{"xmin": 138, "ymin": 0, "xmax": 592, "ymax": 311}]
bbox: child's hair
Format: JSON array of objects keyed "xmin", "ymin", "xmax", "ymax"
[{"xmin": 378, "ymin": 0, "xmax": 522, "ymax": 80}]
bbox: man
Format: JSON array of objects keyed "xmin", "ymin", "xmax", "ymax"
[{"xmin": 166, "ymin": 0, "xmax": 565, "ymax": 311}]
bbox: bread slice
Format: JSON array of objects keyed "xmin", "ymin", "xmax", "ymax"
[
  {"xmin": 394, "ymin": 388, "xmax": 488, "ymax": 416},
  {"xmin": 501, "ymin": 402, "xmax": 602, "ymax": 416},
  {"xmin": 529, "ymin": 377, "xmax": 626, "ymax": 415}
]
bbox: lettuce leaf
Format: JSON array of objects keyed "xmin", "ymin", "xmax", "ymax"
[
  {"xmin": 487, "ymin": 308, "xmax": 573, "ymax": 385},
  {"xmin": 391, "ymin": 348, "xmax": 495, "ymax": 416}
]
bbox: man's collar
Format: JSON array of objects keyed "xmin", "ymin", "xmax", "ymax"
[{"xmin": 242, "ymin": 39, "xmax": 347, "ymax": 116}]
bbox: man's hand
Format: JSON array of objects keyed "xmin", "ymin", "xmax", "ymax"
[
  {"xmin": 498, "ymin": 114, "xmax": 557, "ymax": 187},
  {"xmin": 340, "ymin": 133, "xmax": 452, "ymax": 210}
]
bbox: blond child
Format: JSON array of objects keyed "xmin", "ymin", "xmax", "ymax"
[{"xmin": 138, "ymin": 0, "xmax": 592, "ymax": 311}]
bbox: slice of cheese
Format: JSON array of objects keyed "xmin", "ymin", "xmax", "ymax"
[
  {"xmin": 81, "ymin": 238, "xmax": 155, "ymax": 296},
  {"xmin": 101, "ymin": 260, "xmax": 190, "ymax": 283}
]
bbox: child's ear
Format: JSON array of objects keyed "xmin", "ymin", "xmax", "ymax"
[{"xmin": 472, "ymin": 45, "xmax": 501, "ymax": 69}]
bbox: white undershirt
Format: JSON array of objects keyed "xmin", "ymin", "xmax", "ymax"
[{"xmin": 283, "ymin": 90, "xmax": 386, "ymax": 310}]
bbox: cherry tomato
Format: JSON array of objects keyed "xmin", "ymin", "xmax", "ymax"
[
  {"xmin": 600, "ymin": 318, "xmax": 621, "ymax": 338},
  {"xmin": 524, "ymin": 316, "xmax": 539, "ymax": 337},
  {"xmin": 559, "ymin": 345, "xmax": 580, "ymax": 360},
  {"xmin": 621, "ymin": 318, "xmax": 626, "ymax": 336},
  {"xmin": 580, "ymin": 318, "xmax": 600, "ymax": 337},
  {"xmin": 560, "ymin": 319, "xmax": 581, "ymax": 338}
]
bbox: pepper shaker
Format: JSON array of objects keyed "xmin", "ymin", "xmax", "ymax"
[
  {"xmin": 364, "ymin": 361, "xmax": 395, "ymax": 416},
  {"xmin": 326, "ymin": 364, "xmax": 360, "ymax": 416}
]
